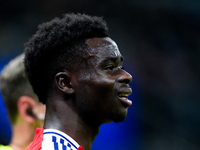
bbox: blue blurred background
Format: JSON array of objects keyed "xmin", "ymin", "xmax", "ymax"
[{"xmin": 1, "ymin": 0, "xmax": 200, "ymax": 150}]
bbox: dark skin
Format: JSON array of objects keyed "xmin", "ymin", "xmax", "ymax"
[{"xmin": 44, "ymin": 37, "xmax": 132, "ymax": 150}]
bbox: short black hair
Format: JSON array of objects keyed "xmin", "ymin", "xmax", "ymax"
[{"xmin": 24, "ymin": 13, "xmax": 108, "ymax": 104}]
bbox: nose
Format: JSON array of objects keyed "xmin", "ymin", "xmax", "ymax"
[{"xmin": 118, "ymin": 70, "xmax": 132, "ymax": 84}]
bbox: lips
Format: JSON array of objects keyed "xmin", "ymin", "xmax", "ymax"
[
  {"xmin": 118, "ymin": 88, "xmax": 132, "ymax": 106},
  {"xmin": 118, "ymin": 93, "xmax": 130, "ymax": 98}
]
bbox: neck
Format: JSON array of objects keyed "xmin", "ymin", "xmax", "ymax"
[
  {"xmin": 44, "ymin": 99, "xmax": 100, "ymax": 150},
  {"xmin": 9, "ymin": 117, "xmax": 35, "ymax": 150}
]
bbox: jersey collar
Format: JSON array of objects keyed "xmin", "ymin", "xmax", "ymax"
[{"xmin": 42, "ymin": 129, "xmax": 80, "ymax": 150}]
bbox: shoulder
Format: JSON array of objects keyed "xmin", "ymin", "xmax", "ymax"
[{"xmin": 0, "ymin": 145, "xmax": 14, "ymax": 150}]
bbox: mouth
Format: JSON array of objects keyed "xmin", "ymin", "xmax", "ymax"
[
  {"xmin": 118, "ymin": 90, "xmax": 132, "ymax": 106},
  {"xmin": 118, "ymin": 93, "xmax": 130, "ymax": 99}
]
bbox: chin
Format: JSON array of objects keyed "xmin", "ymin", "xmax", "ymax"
[{"xmin": 111, "ymin": 109, "xmax": 128, "ymax": 123}]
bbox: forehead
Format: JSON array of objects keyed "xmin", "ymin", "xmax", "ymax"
[{"xmin": 86, "ymin": 37, "xmax": 121, "ymax": 58}]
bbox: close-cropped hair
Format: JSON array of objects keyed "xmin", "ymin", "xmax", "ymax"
[
  {"xmin": 24, "ymin": 13, "xmax": 109, "ymax": 104},
  {"xmin": 0, "ymin": 54, "xmax": 38, "ymax": 124}
]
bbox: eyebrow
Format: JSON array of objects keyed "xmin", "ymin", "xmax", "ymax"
[{"xmin": 102, "ymin": 56, "xmax": 124, "ymax": 63}]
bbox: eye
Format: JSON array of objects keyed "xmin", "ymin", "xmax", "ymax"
[
  {"xmin": 119, "ymin": 66, "xmax": 125, "ymax": 70},
  {"xmin": 104, "ymin": 65, "xmax": 115, "ymax": 70}
]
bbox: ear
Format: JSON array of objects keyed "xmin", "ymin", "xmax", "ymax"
[
  {"xmin": 18, "ymin": 96, "xmax": 37, "ymax": 123},
  {"xmin": 55, "ymin": 72, "xmax": 74, "ymax": 94}
]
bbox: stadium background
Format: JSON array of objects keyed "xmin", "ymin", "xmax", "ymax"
[{"xmin": 0, "ymin": 0, "xmax": 200, "ymax": 149}]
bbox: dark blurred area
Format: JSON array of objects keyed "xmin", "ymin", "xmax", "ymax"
[{"xmin": 0, "ymin": 0, "xmax": 200, "ymax": 150}]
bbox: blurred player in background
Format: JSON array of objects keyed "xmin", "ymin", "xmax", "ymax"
[{"xmin": 0, "ymin": 53, "xmax": 46, "ymax": 150}]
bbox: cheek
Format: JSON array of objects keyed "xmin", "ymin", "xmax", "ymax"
[
  {"xmin": 75, "ymin": 70, "xmax": 117, "ymax": 105},
  {"xmin": 92, "ymin": 79, "xmax": 117, "ymax": 110},
  {"xmin": 75, "ymin": 75, "xmax": 120, "ymax": 124},
  {"xmin": 99, "ymin": 83, "xmax": 115, "ymax": 101},
  {"xmin": 79, "ymin": 77, "xmax": 115, "ymax": 102}
]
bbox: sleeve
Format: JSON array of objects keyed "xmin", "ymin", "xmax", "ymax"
[
  {"xmin": 77, "ymin": 146, "xmax": 84, "ymax": 150},
  {"xmin": 25, "ymin": 128, "xmax": 44, "ymax": 150}
]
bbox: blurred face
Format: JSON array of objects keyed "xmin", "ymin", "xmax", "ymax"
[{"xmin": 73, "ymin": 37, "xmax": 132, "ymax": 126}]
